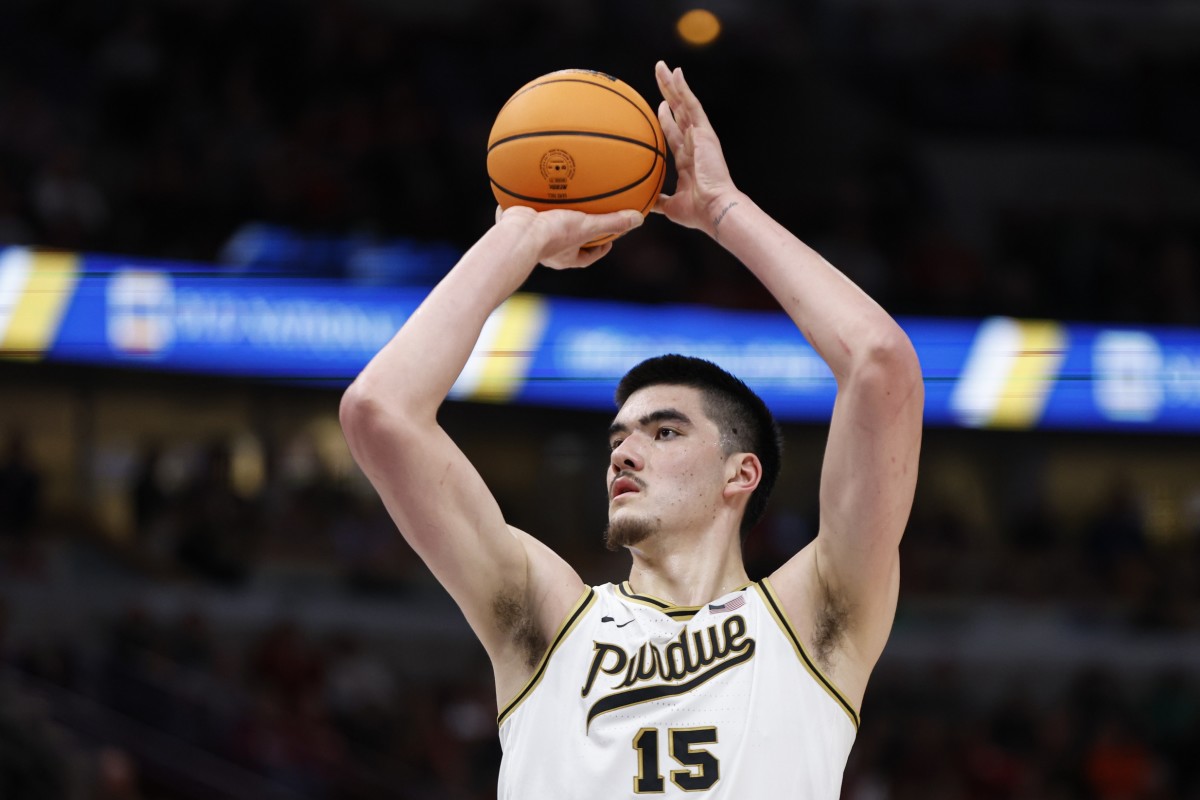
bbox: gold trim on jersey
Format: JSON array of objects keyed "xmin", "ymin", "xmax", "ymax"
[
  {"xmin": 497, "ymin": 587, "xmax": 597, "ymax": 727},
  {"xmin": 618, "ymin": 581, "xmax": 753, "ymax": 621},
  {"xmin": 755, "ymin": 578, "xmax": 860, "ymax": 729}
]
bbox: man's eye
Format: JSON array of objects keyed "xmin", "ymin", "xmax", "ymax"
[
  {"xmin": 656, "ymin": 428, "xmax": 677, "ymax": 440},
  {"xmin": 609, "ymin": 439, "xmax": 623, "ymax": 451}
]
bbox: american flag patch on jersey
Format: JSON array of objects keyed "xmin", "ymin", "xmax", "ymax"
[{"xmin": 708, "ymin": 595, "xmax": 746, "ymax": 614}]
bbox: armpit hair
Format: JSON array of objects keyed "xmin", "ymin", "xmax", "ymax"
[
  {"xmin": 492, "ymin": 590, "xmax": 547, "ymax": 669},
  {"xmin": 811, "ymin": 581, "xmax": 850, "ymax": 668}
]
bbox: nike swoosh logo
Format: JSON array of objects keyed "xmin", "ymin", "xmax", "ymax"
[{"xmin": 601, "ymin": 616, "xmax": 635, "ymax": 627}]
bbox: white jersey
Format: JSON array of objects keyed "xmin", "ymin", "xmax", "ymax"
[{"xmin": 497, "ymin": 579, "xmax": 858, "ymax": 799}]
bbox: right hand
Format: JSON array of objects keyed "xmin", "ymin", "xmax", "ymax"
[{"xmin": 496, "ymin": 205, "xmax": 644, "ymax": 270}]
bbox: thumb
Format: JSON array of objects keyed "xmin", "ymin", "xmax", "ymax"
[
  {"xmin": 592, "ymin": 209, "xmax": 645, "ymax": 235},
  {"xmin": 613, "ymin": 209, "xmax": 646, "ymax": 232}
]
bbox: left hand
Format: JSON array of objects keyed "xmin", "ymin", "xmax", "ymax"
[{"xmin": 653, "ymin": 61, "xmax": 741, "ymax": 239}]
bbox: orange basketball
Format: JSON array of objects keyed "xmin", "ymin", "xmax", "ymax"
[{"xmin": 487, "ymin": 69, "xmax": 666, "ymax": 242}]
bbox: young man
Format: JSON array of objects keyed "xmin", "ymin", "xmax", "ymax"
[{"xmin": 340, "ymin": 62, "xmax": 923, "ymax": 798}]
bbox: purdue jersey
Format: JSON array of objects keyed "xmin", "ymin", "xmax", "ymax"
[{"xmin": 497, "ymin": 579, "xmax": 859, "ymax": 799}]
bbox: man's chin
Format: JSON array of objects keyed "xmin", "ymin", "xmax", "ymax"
[{"xmin": 603, "ymin": 514, "xmax": 656, "ymax": 552}]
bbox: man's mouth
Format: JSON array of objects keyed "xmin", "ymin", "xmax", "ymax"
[{"xmin": 610, "ymin": 476, "xmax": 641, "ymax": 500}]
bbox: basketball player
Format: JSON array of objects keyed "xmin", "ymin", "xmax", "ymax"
[{"xmin": 340, "ymin": 61, "xmax": 923, "ymax": 797}]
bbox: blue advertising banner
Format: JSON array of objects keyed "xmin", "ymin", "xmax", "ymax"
[{"xmin": 2, "ymin": 246, "xmax": 1198, "ymax": 431}]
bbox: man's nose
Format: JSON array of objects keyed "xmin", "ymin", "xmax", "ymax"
[{"xmin": 610, "ymin": 437, "xmax": 643, "ymax": 472}]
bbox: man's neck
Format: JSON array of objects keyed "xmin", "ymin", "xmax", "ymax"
[{"xmin": 624, "ymin": 529, "xmax": 749, "ymax": 607}]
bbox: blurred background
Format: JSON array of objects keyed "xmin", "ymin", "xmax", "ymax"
[{"xmin": 2, "ymin": 0, "xmax": 1200, "ymax": 798}]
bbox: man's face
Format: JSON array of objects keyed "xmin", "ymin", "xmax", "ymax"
[{"xmin": 604, "ymin": 384, "xmax": 730, "ymax": 550}]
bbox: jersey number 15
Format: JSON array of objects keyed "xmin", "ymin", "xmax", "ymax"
[{"xmin": 633, "ymin": 726, "xmax": 719, "ymax": 793}]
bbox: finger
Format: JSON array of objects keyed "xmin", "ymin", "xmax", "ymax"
[
  {"xmin": 650, "ymin": 193, "xmax": 672, "ymax": 215},
  {"xmin": 580, "ymin": 241, "xmax": 613, "ymax": 265},
  {"xmin": 658, "ymin": 100, "xmax": 684, "ymax": 155},
  {"xmin": 549, "ymin": 241, "xmax": 612, "ymax": 270},
  {"xmin": 657, "ymin": 62, "xmax": 697, "ymax": 132},
  {"xmin": 674, "ymin": 67, "xmax": 711, "ymax": 129},
  {"xmin": 583, "ymin": 209, "xmax": 644, "ymax": 242},
  {"xmin": 659, "ymin": 101, "xmax": 693, "ymax": 177},
  {"xmin": 655, "ymin": 60, "xmax": 674, "ymax": 104},
  {"xmin": 658, "ymin": 65, "xmax": 688, "ymax": 130}
]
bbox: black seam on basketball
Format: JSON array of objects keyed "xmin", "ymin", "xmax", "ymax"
[
  {"xmin": 494, "ymin": 77, "xmax": 660, "ymax": 152},
  {"xmin": 488, "ymin": 130, "xmax": 665, "ymax": 160},
  {"xmin": 490, "ymin": 157, "xmax": 664, "ymax": 205}
]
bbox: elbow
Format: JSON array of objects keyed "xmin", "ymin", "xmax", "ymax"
[
  {"xmin": 339, "ymin": 380, "xmax": 379, "ymax": 458},
  {"xmin": 857, "ymin": 328, "xmax": 924, "ymax": 404},
  {"xmin": 875, "ymin": 327, "xmax": 922, "ymax": 379},
  {"xmin": 339, "ymin": 380, "xmax": 371, "ymax": 438},
  {"xmin": 339, "ymin": 380, "xmax": 414, "ymax": 464}
]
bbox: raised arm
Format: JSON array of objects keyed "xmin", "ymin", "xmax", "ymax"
[
  {"xmin": 340, "ymin": 207, "xmax": 643, "ymax": 697},
  {"xmin": 654, "ymin": 62, "xmax": 923, "ymax": 704}
]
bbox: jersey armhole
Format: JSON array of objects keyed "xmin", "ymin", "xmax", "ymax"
[
  {"xmin": 755, "ymin": 578, "xmax": 861, "ymax": 730},
  {"xmin": 497, "ymin": 586, "xmax": 596, "ymax": 727}
]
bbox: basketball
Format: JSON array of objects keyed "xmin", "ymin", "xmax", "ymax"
[{"xmin": 487, "ymin": 69, "xmax": 667, "ymax": 242}]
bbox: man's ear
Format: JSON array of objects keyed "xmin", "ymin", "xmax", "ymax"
[{"xmin": 723, "ymin": 452, "xmax": 762, "ymax": 501}]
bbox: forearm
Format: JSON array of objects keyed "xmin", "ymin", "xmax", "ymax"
[
  {"xmin": 347, "ymin": 215, "xmax": 541, "ymax": 420},
  {"xmin": 712, "ymin": 193, "xmax": 910, "ymax": 380}
]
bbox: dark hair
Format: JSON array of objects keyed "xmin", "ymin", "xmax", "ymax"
[{"xmin": 614, "ymin": 354, "xmax": 783, "ymax": 538}]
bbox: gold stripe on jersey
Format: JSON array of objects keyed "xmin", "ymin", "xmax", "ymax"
[
  {"xmin": 497, "ymin": 587, "xmax": 597, "ymax": 727},
  {"xmin": 619, "ymin": 581, "xmax": 702, "ymax": 620},
  {"xmin": 617, "ymin": 581, "xmax": 754, "ymax": 621},
  {"xmin": 755, "ymin": 578, "xmax": 860, "ymax": 729}
]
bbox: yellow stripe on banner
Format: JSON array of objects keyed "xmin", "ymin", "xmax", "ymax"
[
  {"xmin": 989, "ymin": 320, "xmax": 1066, "ymax": 429},
  {"xmin": 0, "ymin": 251, "xmax": 80, "ymax": 360},
  {"xmin": 471, "ymin": 294, "xmax": 548, "ymax": 402}
]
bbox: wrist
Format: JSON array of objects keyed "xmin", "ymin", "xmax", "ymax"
[
  {"xmin": 494, "ymin": 205, "xmax": 538, "ymax": 238},
  {"xmin": 492, "ymin": 205, "xmax": 545, "ymax": 254},
  {"xmin": 707, "ymin": 191, "xmax": 749, "ymax": 243}
]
